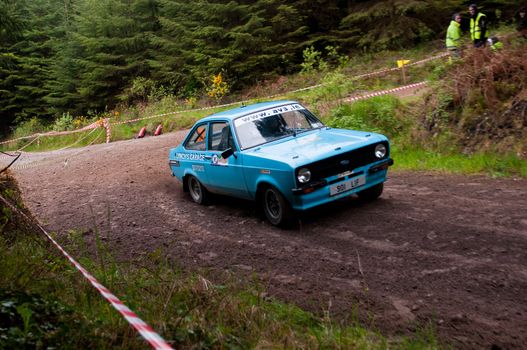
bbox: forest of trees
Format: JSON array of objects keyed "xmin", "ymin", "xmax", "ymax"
[{"xmin": 0, "ymin": 0, "xmax": 521, "ymax": 134}]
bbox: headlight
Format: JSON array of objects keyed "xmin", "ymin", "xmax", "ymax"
[
  {"xmin": 375, "ymin": 144, "xmax": 387, "ymax": 159},
  {"xmin": 297, "ymin": 168, "xmax": 311, "ymax": 183}
]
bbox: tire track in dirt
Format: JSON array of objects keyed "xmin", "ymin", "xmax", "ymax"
[{"xmin": 9, "ymin": 131, "xmax": 527, "ymax": 349}]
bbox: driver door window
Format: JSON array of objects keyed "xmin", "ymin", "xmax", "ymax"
[{"xmin": 209, "ymin": 122, "xmax": 234, "ymax": 151}]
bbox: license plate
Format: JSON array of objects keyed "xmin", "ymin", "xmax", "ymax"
[{"xmin": 329, "ymin": 175, "xmax": 366, "ymax": 196}]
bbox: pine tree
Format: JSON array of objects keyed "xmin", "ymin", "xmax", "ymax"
[
  {"xmin": 58, "ymin": 0, "xmax": 160, "ymax": 113},
  {"xmin": 0, "ymin": 0, "xmax": 65, "ymax": 132},
  {"xmin": 154, "ymin": 0, "xmax": 310, "ymax": 94},
  {"xmin": 150, "ymin": 0, "xmax": 194, "ymax": 94},
  {"xmin": 251, "ymin": 0, "xmax": 309, "ymax": 75},
  {"xmin": 0, "ymin": 0, "xmax": 24, "ymax": 133},
  {"xmin": 43, "ymin": 0, "xmax": 81, "ymax": 115},
  {"xmin": 339, "ymin": 0, "xmax": 466, "ymax": 51},
  {"xmin": 0, "ymin": 0, "xmax": 23, "ymax": 43}
]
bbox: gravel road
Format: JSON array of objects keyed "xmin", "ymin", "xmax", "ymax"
[{"xmin": 5, "ymin": 131, "xmax": 527, "ymax": 349}]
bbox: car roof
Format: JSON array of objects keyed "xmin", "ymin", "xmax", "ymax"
[{"xmin": 198, "ymin": 100, "xmax": 300, "ymax": 123}]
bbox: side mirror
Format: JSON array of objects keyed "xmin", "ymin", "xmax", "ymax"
[{"xmin": 221, "ymin": 148, "xmax": 235, "ymax": 159}]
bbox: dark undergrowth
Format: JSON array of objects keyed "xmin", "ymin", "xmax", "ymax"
[{"xmin": 421, "ymin": 41, "xmax": 527, "ymax": 159}]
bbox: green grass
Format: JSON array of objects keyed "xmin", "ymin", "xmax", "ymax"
[
  {"xmin": 320, "ymin": 93, "xmax": 527, "ymax": 178},
  {"xmin": 324, "ymin": 95, "xmax": 405, "ymax": 138},
  {"xmin": 0, "ymin": 177, "xmax": 441, "ymax": 349},
  {"xmin": 392, "ymin": 146, "xmax": 527, "ymax": 177}
]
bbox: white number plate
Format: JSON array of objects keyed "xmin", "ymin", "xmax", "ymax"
[{"xmin": 329, "ymin": 175, "xmax": 366, "ymax": 196}]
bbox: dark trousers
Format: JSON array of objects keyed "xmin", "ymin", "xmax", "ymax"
[{"xmin": 474, "ymin": 39, "xmax": 486, "ymax": 48}]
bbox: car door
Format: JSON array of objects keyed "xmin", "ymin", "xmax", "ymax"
[
  {"xmin": 203, "ymin": 121, "xmax": 249, "ymax": 199},
  {"xmin": 180, "ymin": 123, "xmax": 210, "ymax": 185}
]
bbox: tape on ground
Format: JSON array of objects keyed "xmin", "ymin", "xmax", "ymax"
[
  {"xmin": 0, "ymin": 194, "xmax": 174, "ymax": 350},
  {"xmin": 344, "ymin": 81, "xmax": 427, "ymax": 103}
]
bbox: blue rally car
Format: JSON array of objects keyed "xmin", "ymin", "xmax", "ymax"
[{"xmin": 169, "ymin": 100, "xmax": 393, "ymax": 227}]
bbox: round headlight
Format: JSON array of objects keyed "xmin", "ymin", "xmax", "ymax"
[
  {"xmin": 375, "ymin": 144, "xmax": 387, "ymax": 159},
  {"xmin": 297, "ymin": 168, "xmax": 311, "ymax": 184}
]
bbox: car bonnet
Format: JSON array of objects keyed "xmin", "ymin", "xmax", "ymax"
[{"xmin": 244, "ymin": 128, "xmax": 385, "ymax": 167}]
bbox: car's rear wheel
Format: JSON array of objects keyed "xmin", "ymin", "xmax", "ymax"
[
  {"xmin": 262, "ymin": 186, "xmax": 294, "ymax": 227},
  {"xmin": 187, "ymin": 175, "xmax": 209, "ymax": 205},
  {"xmin": 357, "ymin": 183, "xmax": 383, "ymax": 202}
]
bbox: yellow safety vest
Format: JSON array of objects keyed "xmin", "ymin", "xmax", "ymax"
[
  {"xmin": 470, "ymin": 12, "xmax": 486, "ymax": 40},
  {"xmin": 490, "ymin": 40, "xmax": 503, "ymax": 51},
  {"xmin": 446, "ymin": 20, "xmax": 462, "ymax": 49}
]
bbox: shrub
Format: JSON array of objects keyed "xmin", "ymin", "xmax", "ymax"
[
  {"xmin": 12, "ymin": 117, "xmax": 47, "ymax": 138},
  {"xmin": 52, "ymin": 113, "xmax": 74, "ymax": 131},
  {"xmin": 300, "ymin": 46, "xmax": 322, "ymax": 73},
  {"xmin": 326, "ymin": 95, "xmax": 404, "ymax": 137},
  {"xmin": 206, "ymin": 72, "xmax": 229, "ymax": 100},
  {"xmin": 120, "ymin": 77, "xmax": 174, "ymax": 105}
]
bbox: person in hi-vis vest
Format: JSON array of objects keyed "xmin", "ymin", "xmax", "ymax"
[
  {"xmin": 469, "ymin": 4, "xmax": 487, "ymax": 48},
  {"xmin": 446, "ymin": 13, "xmax": 463, "ymax": 57}
]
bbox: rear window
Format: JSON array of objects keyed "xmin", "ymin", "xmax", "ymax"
[{"xmin": 185, "ymin": 124, "xmax": 208, "ymax": 151}]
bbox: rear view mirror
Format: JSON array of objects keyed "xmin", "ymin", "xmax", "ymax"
[{"xmin": 221, "ymin": 148, "xmax": 235, "ymax": 159}]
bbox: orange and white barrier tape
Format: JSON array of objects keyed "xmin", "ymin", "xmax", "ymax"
[
  {"xmin": 0, "ymin": 195, "xmax": 174, "ymax": 350},
  {"xmin": 103, "ymin": 118, "xmax": 111, "ymax": 143},
  {"xmin": 0, "ymin": 120, "xmax": 110, "ymax": 146},
  {"xmin": 0, "ymin": 134, "xmax": 40, "ymax": 146},
  {"xmin": 16, "ymin": 135, "xmax": 41, "ymax": 152},
  {"xmin": 40, "ymin": 120, "xmax": 100, "ymax": 137},
  {"xmin": 5, "ymin": 128, "xmax": 105, "ymax": 172},
  {"xmin": 109, "ymin": 101, "xmax": 253, "ymax": 127},
  {"xmin": 267, "ymin": 53, "xmax": 448, "ymax": 96},
  {"xmin": 56, "ymin": 127, "xmax": 100, "ymax": 151},
  {"xmin": 344, "ymin": 81, "xmax": 427, "ymax": 103}
]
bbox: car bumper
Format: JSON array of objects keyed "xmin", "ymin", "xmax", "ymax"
[{"xmin": 290, "ymin": 159, "xmax": 393, "ymax": 210}]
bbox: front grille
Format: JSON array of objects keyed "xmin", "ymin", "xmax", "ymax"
[{"xmin": 296, "ymin": 141, "xmax": 388, "ymax": 185}]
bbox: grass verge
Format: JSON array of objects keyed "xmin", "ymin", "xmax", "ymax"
[
  {"xmin": 392, "ymin": 146, "xmax": 527, "ymax": 178},
  {"xmin": 322, "ymin": 95, "xmax": 527, "ymax": 178}
]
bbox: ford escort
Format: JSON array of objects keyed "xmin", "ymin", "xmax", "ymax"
[{"xmin": 168, "ymin": 100, "xmax": 393, "ymax": 227}]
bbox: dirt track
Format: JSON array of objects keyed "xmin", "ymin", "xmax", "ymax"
[{"xmin": 5, "ymin": 132, "xmax": 527, "ymax": 349}]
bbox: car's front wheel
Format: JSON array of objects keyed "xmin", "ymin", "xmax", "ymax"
[
  {"xmin": 187, "ymin": 175, "xmax": 209, "ymax": 205},
  {"xmin": 357, "ymin": 183, "xmax": 383, "ymax": 202},
  {"xmin": 261, "ymin": 186, "xmax": 294, "ymax": 228}
]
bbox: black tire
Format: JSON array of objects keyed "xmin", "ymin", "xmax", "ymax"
[
  {"xmin": 261, "ymin": 186, "xmax": 294, "ymax": 228},
  {"xmin": 357, "ymin": 183, "xmax": 383, "ymax": 202},
  {"xmin": 187, "ymin": 175, "xmax": 209, "ymax": 205}
]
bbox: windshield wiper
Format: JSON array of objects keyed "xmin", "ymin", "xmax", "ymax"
[{"xmin": 292, "ymin": 127, "xmax": 310, "ymax": 137}]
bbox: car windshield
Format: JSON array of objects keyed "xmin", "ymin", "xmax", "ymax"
[{"xmin": 233, "ymin": 103, "xmax": 324, "ymax": 150}]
